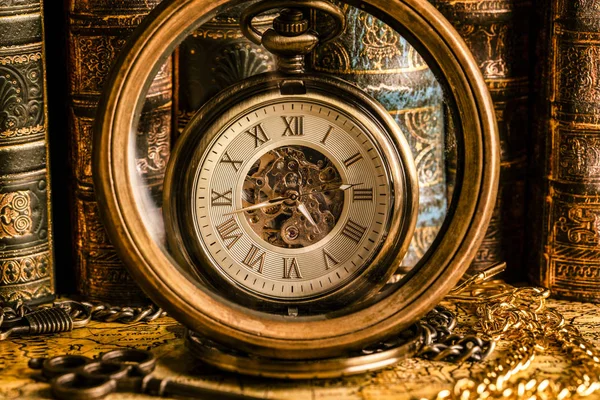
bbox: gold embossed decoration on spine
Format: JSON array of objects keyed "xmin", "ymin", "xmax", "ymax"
[
  {"xmin": 0, "ymin": 0, "xmax": 55, "ymax": 306},
  {"xmin": 530, "ymin": 0, "xmax": 600, "ymax": 302},
  {"xmin": 430, "ymin": 0, "xmax": 531, "ymax": 279},
  {"xmin": 176, "ymin": 4, "xmax": 275, "ymax": 134},
  {"xmin": 67, "ymin": 0, "xmax": 172, "ymax": 304},
  {"xmin": 310, "ymin": 4, "xmax": 447, "ymax": 266}
]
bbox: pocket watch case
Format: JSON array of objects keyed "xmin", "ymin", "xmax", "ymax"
[{"xmin": 93, "ymin": 0, "xmax": 499, "ymax": 372}]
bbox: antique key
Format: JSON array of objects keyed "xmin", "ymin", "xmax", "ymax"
[{"xmin": 29, "ymin": 349, "xmax": 264, "ymax": 400}]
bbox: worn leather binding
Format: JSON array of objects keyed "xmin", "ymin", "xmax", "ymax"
[
  {"xmin": 175, "ymin": 4, "xmax": 275, "ymax": 134},
  {"xmin": 530, "ymin": 0, "xmax": 600, "ymax": 301},
  {"xmin": 310, "ymin": 4, "xmax": 447, "ymax": 266},
  {"xmin": 0, "ymin": 0, "xmax": 54, "ymax": 306},
  {"xmin": 67, "ymin": 0, "xmax": 172, "ymax": 304},
  {"xmin": 430, "ymin": 0, "xmax": 531, "ymax": 279}
]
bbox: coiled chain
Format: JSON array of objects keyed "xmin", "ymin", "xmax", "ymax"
[{"xmin": 435, "ymin": 275, "xmax": 600, "ymax": 400}]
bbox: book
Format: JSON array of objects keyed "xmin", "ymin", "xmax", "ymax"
[
  {"xmin": 310, "ymin": 4, "xmax": 447, "ymax": 267},
  {"xmin": 67, "ymin": 0, "xmax": 172, "ymax": 304},
  {"xmin": 529, "ymin": 0, "xmax": 600, "ymax": 301},
  {"xmin": 0, "ymin": 0, "xmax": 54, "ymax": 306},
  {"xmin": 430, "ymin": 0, "xmax": 532, "ymax": 279},
  {"xmin": 175, "ymin": 4, "xmax": 275, "ymax": 134}
]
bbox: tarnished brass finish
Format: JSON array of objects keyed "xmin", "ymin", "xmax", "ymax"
[
  {"xmin": 186, "ymin": 325, "xmax": 423, "ymax": 379},
  {"xmin": 241, "ymin": 1, "xmax": 345, "ymax": 73},
  {"xmin": 93, "ymin": 0, "xmax": 499, "ymax": 360}
]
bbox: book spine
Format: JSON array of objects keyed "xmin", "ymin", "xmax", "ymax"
[
  {"xmin": 176, "ymin": 6, "xmax": 275, "ymax": 134},
  {"xmin": 67, "ymin": 0, "xmax": 172, "ymax": 304},
  {"xmin": 430, "ymin": 0, "xmax": 532, "ymax": 279},
  {"xmin": 530, "ymin": 0, "xmax": 600, "ymax": 301},
  {"xmin": 0, "ymin": 0, "xmax": 54, "ymax": 306},
  {"xmin": 310, "ymin": 4, "xmax": 447, "ymax": 267}
]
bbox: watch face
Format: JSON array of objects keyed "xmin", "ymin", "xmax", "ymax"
[{"xmin": 191, "ymin": 99, "xmax": 393, "ymax": 300}]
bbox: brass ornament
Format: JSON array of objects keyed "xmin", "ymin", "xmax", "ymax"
[{"xmin": 93, "ymin": 0, "xmax": 499, "ymax": 364}]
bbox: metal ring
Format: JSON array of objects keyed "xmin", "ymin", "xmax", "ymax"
[
  {"xmin": 93, "ymin": 0, "xmax": 499, "ymax": 360},
  {"xmin": 185, "ymin": 324, "xmax": 423, "ymax": 379},
  {"xmin": 240, "ymin": 0, "xmax": 345, "ymax": 45}
]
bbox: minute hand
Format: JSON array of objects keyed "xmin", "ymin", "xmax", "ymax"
[
  {"xmin": 224, "ymin": 196, "xmax": 289, "ymax": 215},
  {"xmin": 303, "ymin": 182, "xmax": 362, "ymax": 196}
]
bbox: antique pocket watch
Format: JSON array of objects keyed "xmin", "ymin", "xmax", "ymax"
[
  {"xmin": 163, "ymin": 2, "xmax": 418, "ymax": 312},
  {"xmin": 94, "ymin": 0, "xmax": 499, "ymax": 375}
]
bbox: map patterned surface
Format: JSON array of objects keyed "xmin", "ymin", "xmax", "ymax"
[{"xmin": 1, "ymin": 299, "xmax": 599, "ymax": 399}]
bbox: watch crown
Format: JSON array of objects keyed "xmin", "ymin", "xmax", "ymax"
[{"xmin": 273, "ymin": 8, "xmax": 309, "ymax": 36}]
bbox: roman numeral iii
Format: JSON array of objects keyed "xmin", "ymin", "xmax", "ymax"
[{"xmin": 281, "ymin": 116, "xmax": 304, "ymax": 136}]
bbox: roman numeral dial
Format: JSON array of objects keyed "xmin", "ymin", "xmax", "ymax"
[{"xmin": 191, "ymin": 99, "xmax": 393, "ymax": 301}]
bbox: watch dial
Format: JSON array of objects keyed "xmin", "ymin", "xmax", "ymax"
[{"xmin": 192, "ymin": 99, "xmax": 393, "ymax": 300}]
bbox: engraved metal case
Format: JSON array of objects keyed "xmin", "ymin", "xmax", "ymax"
[
  {"xmin": 164, "ymin": 73, "xmax": 418, "ymax": 311},
  {"xmin": 93, "ymin": 0, "xmax": 499, "ymax": 368}
]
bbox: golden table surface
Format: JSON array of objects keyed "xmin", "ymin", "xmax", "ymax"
[{"xmin": 1, "ymin": 299, "xmax": 599, "ymax": 399}]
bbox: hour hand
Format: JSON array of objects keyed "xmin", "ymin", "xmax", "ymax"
[
  {"xmin": 297, "ymin": 202, "xmax": 320, "ymax": 233},
  {"xmin": 224, "ymin": 196, "xmax": 288, "ymax": 215}
]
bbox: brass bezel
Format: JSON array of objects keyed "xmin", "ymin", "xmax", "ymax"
[
  {"xmin": 93, "ymin": 0, "xmax": 499, "ymax": 360},
  {"xmin": 163, "ymin": 73, "xmax": 419, "ymax": 312}
]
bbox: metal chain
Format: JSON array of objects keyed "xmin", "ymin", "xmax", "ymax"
[
  {"xmin": 434, "ymin": 276, "xmax": 600, "ymax": 400},
  {"xmin": 0, "ymin": 300, "xmax": 166, "ymax": 340},
  {"xmin": 417, "ymin": 305, "xmax": 496, "ymax": 364}
]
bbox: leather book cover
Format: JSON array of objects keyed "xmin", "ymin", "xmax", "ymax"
[
  {"xmin": 176, "ymin": 4, "xmax": 275, "ymax": 134},
  {"xmin": 310, "ymin": 4, "xmax": 447, "ymax": 267},
  {"xmin": 529, "ymin": 0, "xmax": 600, "ymax": 301},
  {"xmin": 430, "ymin": 0, "xmax": 532, "ymax": 280},
  {"xmin": 0, "ymin": 0, "xmax": 55, "ymax": 306},
  {"xmin": 67, "ymin": 0, "xmax": 172, "ymax": 304}
]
